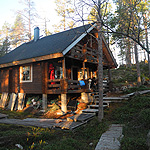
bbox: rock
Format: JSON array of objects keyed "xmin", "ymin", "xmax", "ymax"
[
  {"xmin": 15, "ymin": 144, "xmax": 23, "ymax": 150},
  {"xmin": 89, "ymin": 143, "xmax": 93, "ymax": 146}
]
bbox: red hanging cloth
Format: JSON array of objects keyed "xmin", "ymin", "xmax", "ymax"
[{"xmin": 49, "ymin": 64, "xmax": 55, "ymax": 84}]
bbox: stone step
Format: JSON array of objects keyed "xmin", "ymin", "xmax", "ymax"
[{"xmin": 95, "ymin": 124, "xmax": 124, "ymax": 150}]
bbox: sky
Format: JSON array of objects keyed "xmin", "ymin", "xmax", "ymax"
[{"xmin": 0, "ymin": 0, "xmax": 59, "ymax": 35}]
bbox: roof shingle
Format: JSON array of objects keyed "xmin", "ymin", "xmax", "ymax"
[{"xmin": 0, "ymin": 24, "xmax": 93, "ymax": 65}]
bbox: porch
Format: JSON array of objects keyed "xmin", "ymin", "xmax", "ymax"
[{"xmin": 46, "ymin": 79, "xmax": 90, "ymax": 94}]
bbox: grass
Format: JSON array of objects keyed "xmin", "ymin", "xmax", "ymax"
[
  {"xmin": 0, "ymin": 92, "xmax": 150, "ymax": 149},
  {"xmin": 111, "ymin": 94, "xmax": 150, "ymax": 150}
]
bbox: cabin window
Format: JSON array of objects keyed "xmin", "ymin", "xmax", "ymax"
[
  {"xmin": 55, "ymin": 66, "xmax": 63, "ymax": 79},
  {"xmin": 20, "ymin": 65, "xmax": 32, "ymax": 82}
]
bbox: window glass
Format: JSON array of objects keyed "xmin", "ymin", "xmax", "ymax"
[{"xmin": 20, "ymin": 65, "xmax": 32, "ymax": 82}]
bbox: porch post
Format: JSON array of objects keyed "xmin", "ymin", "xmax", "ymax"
[
  {"xmin": 83, "ymin": 61, "xmax": 85, "ymax": 79},
  {"xmin": 82, "ymin": 44, "xmax": 87, "ymax": 80},
  {"xmin": 62, "ymin": 57, "xmax": 66, "ymax": 79},
  {"xmin": 42, "ymin": 94, "xmax": 47, "ymax": 111},
  {"xmin": 61, "ymin": 93, "xmax": 67, "ymax": 113},
  {"xmin": 61, "ymin": 57, "xmax": 67, "ymax": 113}
]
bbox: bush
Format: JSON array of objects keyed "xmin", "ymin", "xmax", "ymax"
[
  {"xmin": 121, "ymin": 137, "xmax": 148, "ymax": 150},
  {"xmin": 137, "ymin": 109, "xmax": 150, "ymax": 128}
]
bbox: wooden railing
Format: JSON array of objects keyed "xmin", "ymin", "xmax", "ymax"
[
  {"xmin": 47, "ymin": 79, "xmax": 89, "ymax": 94},
  {"xmin": 47, "ymin": 79, "xmax": 61, "ymax": 94}
]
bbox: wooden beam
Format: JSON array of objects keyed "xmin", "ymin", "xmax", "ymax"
[
  {"xmin": 61, "ymin": 93, "xmax": 67, "ymax": 113},
  {"xmin": 42, "ymin": 94, "xmax": 47, "ymax": 111},
  {"xmin": 0, "ymin": 53, "xmax": 63, "ymax": 68},
  {"xmin": 62, "ymin": 57, "xmax": 66, "ymax": 79},
  {"xmin": 45, "ymin": 62, "xmax": 48, "ymax": 94}
]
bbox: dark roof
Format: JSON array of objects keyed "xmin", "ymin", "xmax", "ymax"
[{"xmin": 0, "ymin": 24, "xmax": 94, "ymax": 65}]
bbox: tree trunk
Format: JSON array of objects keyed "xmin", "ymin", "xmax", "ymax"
[
  {"xmin": 97, "ymin": 22, "xmax": 104, "ymax": 122},
  {"xmin": 126, "ymin": 38, "xmax": 132, "ymax": 67},
  {"xmin": 97, "ymin": 0, "xmax": 104, "ymax": 122},
  {"xmin": 134, "ymin": 42, "xmax": 141, "ymax": 86},
  {"xmin": 145, "ymin": 22, "xmax": 150, "ymax": 76}
]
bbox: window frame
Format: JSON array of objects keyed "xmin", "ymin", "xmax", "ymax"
[{"xmin": 20, "ymin": 65, "xmax": 33, "ymax": 83}]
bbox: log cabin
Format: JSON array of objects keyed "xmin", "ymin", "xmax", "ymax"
[{"xmin": 0, "ymin": 23, "xmax": 117, "ymax": 112}]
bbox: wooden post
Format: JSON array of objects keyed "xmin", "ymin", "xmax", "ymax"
[
  {"xmin": 62, "ymin": 57, "xmax": 66, "ymax": 79},
  {"xmin": 42, "ymin": 94, "xmax": 47, "ymax": 111},
  {"xmin": 61, "ymin": 93, "xmax": 67, "ymax": 113},
  {"xmin": 83, "ymin": 61, "xmax": 85, "ymax": 79},
  {"xmin": 82, "ymin": 44, "xmax": 87, "ymax": 80},
  {"xmin": 45, "ymin": 62, "xmax": 48, "ymax": 93}
]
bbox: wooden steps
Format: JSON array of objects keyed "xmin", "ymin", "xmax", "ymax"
[
  {"xmin": 82, "ymin": 91, "xmax": 129, "ymax": 114},
  {"xmin": 82, "ymin": 108, "xmax": 99, "ymax": 113},
  {"xmin": 67, "ymin": 113, "xmax": 95, "ymax": 122},
  {"xmin": 88, "ymin": 104, "xmax": 108, "ymax": 109}
]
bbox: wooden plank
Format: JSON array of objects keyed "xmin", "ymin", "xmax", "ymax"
[
  {"xmin": 0, "ymin": 93, "xmax": 8, "ymax": 108},
  {"xmin": 82, "ymin": 108, "xmax": 98, "ymax": 113},
  {"xmin": 17, "ymin": 93, "xmax": 26, "ymax": 110},
  {"xmin": 68, "ymin": 85, "xmax": 79, "ymax": 89},
  {"xmin": 0, "ymin": 53, "xmax": 63, "ymax": 69},
  {"xmin": 47, "ymin": 89, "xmax": 61, "ymax": 94},
  {"xmin": 48, "ymin": 84, "xmax": 61, "ymax": 88},
  {"xmin": 47, "ymin": 79, "xmax": 61, "ymax": 82},
  {"xmin": 67, "ymin": 113, "xmax": 95, "ymax": 122},
  {"xmin": 8, "ymin": 93, "xmax": 17, "ymax": 111},
  {"xmin": 89, "ymin": 104, "xmax": 108, "ymax": 108},
  {"xmin": 55, "ymin": 121, "xmax": 86, "ymax": 130},
  {"xmin": 103, "ymin": 97, "xmax": 127, "ymax": 100}
]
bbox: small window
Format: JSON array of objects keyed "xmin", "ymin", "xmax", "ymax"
[{"xmin": 20, "ymin": 65, "xmax": 32, "ymax": 82}]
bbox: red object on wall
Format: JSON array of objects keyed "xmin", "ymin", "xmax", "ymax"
[{"xmin": 49, "ymin": 64, "xmax": 55, "ymax": 84}]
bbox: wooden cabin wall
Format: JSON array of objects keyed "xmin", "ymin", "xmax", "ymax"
[
  {"xmin": 0, "ymin": 68, "xmax": 9, "ymax": 93},
  {"xmin": 20, "ymin": 62, "xmax": 43, "ymax": 94},
  {"xmin": 9, "ymin": 67, "xmax": 19, "ymax": 93}
]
